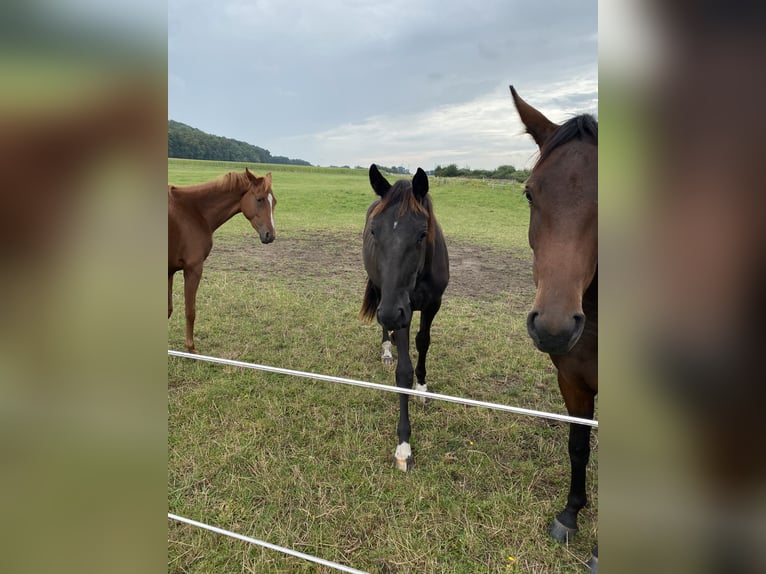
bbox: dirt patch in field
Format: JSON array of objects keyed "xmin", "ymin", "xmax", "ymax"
[{"xmin": 208, "ymin": 230, "xmax": 534, "ymax": 302}]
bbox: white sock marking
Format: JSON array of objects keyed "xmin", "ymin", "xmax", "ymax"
[
  {"xmin": 381, "ymin": 341, "xmax": 393, "ymax": 361},
  {"xmin": 395, "ymin": 442, "xmax": 411, "ymax": 461},
  {"xmin": 415, "ymin": 383, "xmax": 427, "ymax": 394}
]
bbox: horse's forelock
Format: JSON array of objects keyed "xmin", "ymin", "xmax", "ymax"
[
  {"xmin": 369, "ymin": 181, "xmax": 430, "ymax": 217},
  {"xmin": 232, "ymin": 170, "xmax": 271, "ymax": 196},
  {"xmin": 368, "ymin": 182, "xmax": 436, "ymax": 242}
]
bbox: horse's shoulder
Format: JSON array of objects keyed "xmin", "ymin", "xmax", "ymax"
[{"xmin": 168, "ymin": 192, "xmax": 210, "ymax": 236}]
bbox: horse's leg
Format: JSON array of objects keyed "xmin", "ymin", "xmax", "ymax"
[
  {"xmin": 549, "ymin": 372, "xmax": 595, "ymax": 543},
  {"xmin": 588, "ymin": 544, "xmax": 598, "ymax": 574},
  {"xmin": 182, "ymin": 264, "xmax": 203, "ymax": 353},
  {"xmin": 381, "ymin": 326, "xmax": 394, "ymax": 366},
  {"xmin": 414, "ymin": 302, "xmax": 440, "ymax": 404},
  {"xmin": 549, "ymin": 420, "xmax": 592, "ymax": 542},
  {"xmin": 392, "ymin": 325, "xmax": 414, "ymax": 472},
  {"xmin": 168, "ymin": 272, "xmax": 174, "ymax": 319}
]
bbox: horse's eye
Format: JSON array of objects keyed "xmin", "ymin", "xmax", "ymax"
[
  {"xmin": 417, "ymin": 231, "xmax": 427, "ymax": 243},
  {"xmin": 523, "ymin": 188, "xmax": 533, "ymax": 205},
  {"xmin": 256, "ymin": 197, "xmax": 264, "ymax": 204}
]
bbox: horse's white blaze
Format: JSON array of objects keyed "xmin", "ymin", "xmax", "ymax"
[
  {"xmin": 267, "ymin": 193, "xmax": 275, "ymax": 228},
  {"xmin": 395, "ymin": 442, "xmax": 411, "ymax": 461},
  {"xmin": 381, "ymin": 341, "xmax": 393, "ymax": 361}
]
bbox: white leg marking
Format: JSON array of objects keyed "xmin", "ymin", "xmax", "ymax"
[
  {"xmin": 395, "ymin": 442, "xmax": 411, "ymax": 461},
  {"xmin": 415, "ymin": 383, "xmax": 428, "ymax": 404},
  {"xmin": 381, "ymin": 340, "xmax": 393, "ymax": 365}
]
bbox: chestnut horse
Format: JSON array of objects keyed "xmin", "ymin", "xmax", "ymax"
[
  {"xmin": 168, "ymin": 168, "xmax": 276, "ymax": 352},
  {"xmin": 510, "ymin": 87, "xmax": 598, "ymax": 568},
  {"xmin": 360, "ymin": 165, "xmax": 450, "ymax": 471}
]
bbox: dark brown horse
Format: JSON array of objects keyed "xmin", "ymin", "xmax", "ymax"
[
  {"xmin": 168, "ymin": 168, "xmax": 276, "ymax": 352},
  {"xmin": 360, "ymin": 165, "xmax": 450, "ymax": 471},
  {"xmin": 510, "ymin": 87, "xmax": 598, "ymax": 567}
]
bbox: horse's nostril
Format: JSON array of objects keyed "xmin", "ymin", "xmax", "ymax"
[
  {"xmin": 573, "ymin": 313, "xmax": 585, "ymax": 327},
  {"xmin": 527, "ymin": 310, "xmax": 540, "ymax": 330}
]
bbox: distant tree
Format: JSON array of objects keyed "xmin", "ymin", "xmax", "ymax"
[
  {"xmin": 435, "ymin": 163, "xmax": 459, "ymax": 177},
  {"xmin": 511, "ymin": 169, "xmax": 530, "ymax": 182},
  {"xmin": 492, "ymin": 165, "xmax": 517, "ymax": 179},
  {"xmin": 375, "ymin": 165, "xmax": 410, "ymax": 175},
  {"xmin": 432, "ymin": 162, "xmax": 530, "ymax": 182}
]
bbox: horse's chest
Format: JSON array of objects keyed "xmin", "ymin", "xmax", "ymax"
[
  {"xmin": 168, "ymin": 207, "xmax": 214, "ymax": 268},
  {"xmin": 409, "ymin": 280, "xmax": 432, "ymax": 311}
]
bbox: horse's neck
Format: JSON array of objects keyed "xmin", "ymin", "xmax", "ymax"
[{"xmin": 183, "ymin": 173, "xmax": 246, "ymax": 231}]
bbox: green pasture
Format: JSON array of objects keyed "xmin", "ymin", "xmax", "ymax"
[{"xmin": 168, "ymin": 158, "xmax": 598, "ymax": 573}]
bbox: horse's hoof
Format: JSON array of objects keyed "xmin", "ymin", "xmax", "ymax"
[
  {"xmin": 381, "ymin": 356, "xmax": 394, "ymax": 367},
  {"xmin": 587, "ymin": 548, "xmax": 598, "ymax": 573},
  {"xmin": 394, "ymin": 456, "xmax": 413, "ymax": 472},
  {"xmin": 548, "ymin": 516, "xmax": 577, "ymax": 543}
]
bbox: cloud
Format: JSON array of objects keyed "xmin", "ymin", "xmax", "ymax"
[
  {"xmin": 168, "ymin": 0, "xmax": 597, "ymax": 169},
  {"xmin": 279, "ymin": 71, "xmax": 597, "ymax": 170}
]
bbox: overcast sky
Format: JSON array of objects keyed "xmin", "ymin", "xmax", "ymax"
[{"xmin": 169, "ymin": 0, "xmax": 597, "ymax": 171}]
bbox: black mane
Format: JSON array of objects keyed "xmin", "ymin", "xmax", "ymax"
[{"xmin": 537, "ymin": 114, "xmax": 598, "ymax": 167}]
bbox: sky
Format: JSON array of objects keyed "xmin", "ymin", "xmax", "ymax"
[{"xmin": 169, "ymin": 0, "xmax": 597, "ymax": 171}]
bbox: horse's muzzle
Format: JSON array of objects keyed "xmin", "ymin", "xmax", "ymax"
[
  {"xmin": 377, "ymin": 304, "xmax": 410, "ymax": 331},
  {"xmin": 260, "ymin": 230, "xmax": 275, "ymax": 244},
  {"xmin": 527, "ymin": 310, "xmax": 585, "ymax": 355}
]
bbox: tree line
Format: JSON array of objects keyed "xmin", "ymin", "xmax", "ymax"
[
  {"xmin": 168, "ymin": 120, "xmax": 311, "ymax": 166},
  {"xmin": 433, "ymin": 163, "xmax": 530, "ymax": 182},
  {"xmin": 168, "ymin": 120, "xmax": 529, "ymax": 179}
]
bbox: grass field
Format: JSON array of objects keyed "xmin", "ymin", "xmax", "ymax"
[{"xmin": 168, "ymin": 158, "xmax": 598, "ymax": 573}]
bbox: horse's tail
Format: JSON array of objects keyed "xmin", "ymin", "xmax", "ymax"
[{"xmin": 359, "ymin": 279, "xmax": 379, "ymax": 322}]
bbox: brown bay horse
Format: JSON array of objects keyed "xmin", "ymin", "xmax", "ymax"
[
  {"xmin": 510, "ymin": 87, "xmax": 598, "ymax": 569},
  {"xmin": 360, "ymin": 165, "xmax": 450, "ymax": 472},
  {"xmin": 168, "ymin": 168, "xmax": 276, "ymax": 352}
]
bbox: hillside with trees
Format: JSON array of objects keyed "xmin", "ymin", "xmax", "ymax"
[{"xmin": 168, "ymin": 120, "xmax": 311, "ymax": 166}]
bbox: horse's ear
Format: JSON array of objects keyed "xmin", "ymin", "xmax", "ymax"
[
  {"xmin": 510, "ymin": 85, "xmax": 558, "ymax": 149},
  {"xmin": 264, "ymin": 172, "xmax": 272, "ymax": 184},
  {"xmin": 412, "ymin": 167, "xmax": 429, "ymax": 201},
  {"xmin": 369, "ymin": 164, "xmax": 391, "ymax": 197},
  {"xmin": 245, "ymin": 167, "xmax": 258, "ymax": 182}
]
